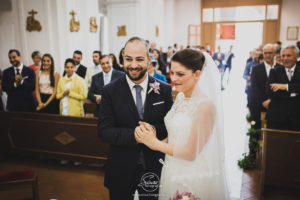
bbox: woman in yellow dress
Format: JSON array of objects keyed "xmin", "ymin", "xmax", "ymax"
[{"xmin": 56, "ymin": 58, "xmax": 86, "ymax": 117}]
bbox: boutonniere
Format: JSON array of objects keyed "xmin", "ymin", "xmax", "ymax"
[{"xmin": 148, "ymin": 80, "xmax": 160, "ymax": 94}]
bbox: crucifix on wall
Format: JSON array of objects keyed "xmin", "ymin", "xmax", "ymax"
[
  {"xmin": 69, "ymin": 10, "xmax": 80, "ymax": 32},
  {"xmin": 26, "ymin": 9, "xmax": 42, "ymax": 32}
]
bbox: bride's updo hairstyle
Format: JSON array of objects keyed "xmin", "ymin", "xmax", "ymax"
[{"xmin": 171, "ymin": 49, "xmax": 206, "ymax": 72}]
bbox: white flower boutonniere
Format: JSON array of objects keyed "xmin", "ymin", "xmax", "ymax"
[{"xmin": 148, "ymin": 80, "xmax": 160, "ymax": 94}]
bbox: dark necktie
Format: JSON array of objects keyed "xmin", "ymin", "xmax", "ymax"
[
  {"xmin": 16, "ymin": 68, "xmax": 20, "ymax": 75},
  {"xmin": 134, "ymin": 85, "xmax": 143, "ymax": 119}
]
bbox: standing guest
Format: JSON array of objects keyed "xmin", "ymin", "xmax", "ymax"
[
  {"xmin": 2, "ymin": 49, "xmax": 35, "ymax": 112},
  {"xmin": 274, "ymin": 41, "xmax": 282, "ymax": 52},
  {"xmin": 35, "ymin": 54, "xmax": 60, "ymax": 114},
  {"xmin": 28, "ymin": 51, "xmax": 41, "ymax": 72},
  {"xmin": 266, "ymin": 45, "xmax": 300, "ymax": 131},
  {"xmin": 250, "ymin": 44, "xmax": 279, "ymax": 129},
  {"xmin": 275, "ymin": 48, "xmax": 283, "ymax": 65},
  {"xmin": 109, "ymin": 53, "xmax": 123, "ymax": 72},
  {"xmin": 152, "ymin": 49, "xmax": 166, "ymax": 75},
  {"xmin": 243, "ymin": 49, "xmax": 259, "ymax": 108},
  {"xmin": 88, "ymin": 55, "xmax": 124, "ymax": 116},
  {"xmin": 63, "ymin": 50, "xmax": 87, "ymax": 79},
  {"xmin": 86, "ymin": 50, "xmax": 102, "ymax": 88},
  {"xmin": 57, "ymin": 58, "xmax": 87, "ymax": 117}
]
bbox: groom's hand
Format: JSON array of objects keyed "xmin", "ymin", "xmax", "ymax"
[{"xmin": 134, "ymin": 126, "xmax": 143, "ymax": 143}]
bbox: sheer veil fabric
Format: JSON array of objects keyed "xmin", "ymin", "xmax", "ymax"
[{"xmin": 159, "ymin": 51, "xmax": 230, "ymax": 200}]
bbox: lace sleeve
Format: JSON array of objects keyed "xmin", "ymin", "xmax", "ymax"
[{"xmin": 173, "ymin": 100, "xmax": 216, "ymax": 161}]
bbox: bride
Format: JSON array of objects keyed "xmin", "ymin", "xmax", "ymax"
[{"xmin": 135, "ymin": 49, "xmax": 230, "ymax": 200}]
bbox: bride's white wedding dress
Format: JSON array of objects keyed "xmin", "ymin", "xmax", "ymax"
[{"xmin": 158, "ymin": 52, "xmax": 230, "ymax": 200}]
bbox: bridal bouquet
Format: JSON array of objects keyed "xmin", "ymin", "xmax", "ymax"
[{"xmin": 170, "ymin": 190, "xmax": 200, "ymax": 200}]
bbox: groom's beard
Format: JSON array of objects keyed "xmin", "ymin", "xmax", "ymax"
[{"xmin": 124, "ymin": 67, "xmax": 147, "ymax": 81}]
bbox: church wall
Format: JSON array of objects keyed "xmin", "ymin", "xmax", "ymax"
[
  {"xmin": 173, "ymin": 0, "xmax": 201, "ymax": 48},
  {"xmin": 0, "ymin": 0, "xmax": 101, "ymax": 74},
  {"xmin": 280, "ymin": 0, "xmax": 300, "ymax": 47}
]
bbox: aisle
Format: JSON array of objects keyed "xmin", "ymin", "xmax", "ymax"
[{"xmin": 222, "ymin": 54, "xmax": 248, "ymax": 199}]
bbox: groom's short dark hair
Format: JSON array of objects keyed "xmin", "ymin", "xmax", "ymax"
[{"xmin": 123, "ymin": 37, "xmax": 149, "ymax": 57}]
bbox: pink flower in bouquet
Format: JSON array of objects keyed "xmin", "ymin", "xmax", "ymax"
[
  {"xmin": 169, "ymin": 190, "xmax": 200, "ymax": 200},
  {"xmin": 148, "ymin": 80, "xmax": 160, "ymax": 94}
]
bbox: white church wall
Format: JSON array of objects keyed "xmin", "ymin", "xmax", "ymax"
[
  {"xmin": 173, "ymin": 0, "xmax": 201, "ymax": 48},
  {"xmin": 0, "ymin": 0, "xmax": 101, "ymax": 73},
  {"xmin": 280, "ymin": 0, "xmax": 300, "ymax": 47}
]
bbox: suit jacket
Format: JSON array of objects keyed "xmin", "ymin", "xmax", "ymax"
[
  {"xmin": 88, "ymin": 69, "xmax": 124, "ymax": 103},
  {"xmin": 63, "ymin": 64, "xmax": 87, "ymax": 79},
  {"xmin": 266, "ymin": 64, "xmax": 300, "ymax": 124},
  {"xmin": 98, "ymin": 75, "xmax": 173, "ymax": 188},
  {"xmin": 213, "ymin": 52, "xmax": 225, "ymax": 70},
  {"xmin": 2, "ymin": 65, "xmax": 35, "ymax": 111},
  {"xmin": 56, "ymin": 74, "xmax": 87, "ymax": 116}
]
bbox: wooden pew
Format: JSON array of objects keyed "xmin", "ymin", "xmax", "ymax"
[
  {"xmin": 0, "ymin": 111, "xmax": 109, "ymax": 164},
  {"xmin": 260, "ymin": 128, "xmax": 300, "ymax": 195}
]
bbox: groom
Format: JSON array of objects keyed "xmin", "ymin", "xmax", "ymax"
[{"xmin": 98, "ymin": 37, "xmax": 173, "ymax": 200}]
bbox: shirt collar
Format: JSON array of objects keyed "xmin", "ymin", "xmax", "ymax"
[
  {"xmin": 126, "ymin": 73, "xmax": 149, "ymax": 92},
  {"xmin": 103, "ymin": 68, "xmax": 113, "ymax": 76},
  {"xmin": 264, "ymin": 61, "xmax": 275, "ymax": 69},
  {"xmin": 285, "ymin": 64, "xmax": 296, "ymax": 73},
  {"xmin": 14, "ymin": 63, "xmax": 24, "ymax": 73}
]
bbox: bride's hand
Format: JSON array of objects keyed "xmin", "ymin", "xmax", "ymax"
[{"xmin": 135, "ymin": 123, "xmax": 158, "ymax": 151}]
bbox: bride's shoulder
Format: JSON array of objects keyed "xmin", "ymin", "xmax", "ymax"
[{"xmin": 195, "ymin": 99, "xmax": 216, "ymax": 115}]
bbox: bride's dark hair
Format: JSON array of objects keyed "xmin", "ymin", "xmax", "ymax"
[{"xmin": 171, "ymin": 49, "xmax": 205, "ymax": 72}]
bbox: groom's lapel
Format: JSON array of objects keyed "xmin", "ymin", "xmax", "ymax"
[
  {"xmin": 119, "ymin": 77, "xmax": 140, "ymax": 121},
  {"xmin": 143, "ymin": 76, "xmax": 156, "ymax": 121}
]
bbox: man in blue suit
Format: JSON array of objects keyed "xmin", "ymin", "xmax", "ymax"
[
  {"xmin": 98, "ymin": 37, "xmax": 173, "ymax": 200},
  {"xmin": 88, "ymin": 54, "xmax": 124, "ymax": 116},
  {"xmin": 2, "ymin": 49, "xmax": 35, "ymax": 112}
]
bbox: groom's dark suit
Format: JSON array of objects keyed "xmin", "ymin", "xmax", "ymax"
[{"xmin": 98, "ymin": 75, "xmax": 173, "ymax": 200}]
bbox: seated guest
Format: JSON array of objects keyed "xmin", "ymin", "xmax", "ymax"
[
  {"xmin": 88, "ymin": 55, "xmax": 124, "ymax": 115},
  {"xmin": 266, "ymin": 45, "xmax": 300, "ymax": 131},
  {"xmin": 35, "ymin": 54, "xmax": 60, "ymax": 114},
  {"xmin": 147, "ymin": 56, "xmax": 167, "ymax": 82},
  {"xmin": 28, "ymin": 51, "xmax": 41, "ymax": 72},
  {"xmin": 57, "ymin": 58, "xmax": 87, "ymax": 117},
  {"xmin": 2, "ymin": 49, "xmax": 35, "ymax": 112}
]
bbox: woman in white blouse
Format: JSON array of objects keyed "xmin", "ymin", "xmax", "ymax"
[{"xmin": 35, "ymin": 53, "xmax": 60, "ymax": 114}]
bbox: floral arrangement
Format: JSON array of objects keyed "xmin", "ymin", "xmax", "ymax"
[
  {"xmin": 148, "ymin": 80, "xmax": 160, "ymax": 94},
  {"xmin": 170, "ymin": 190, "xmax": 200, "ymax": 200},
  {"xmin": 238, "ymin": 120, "xmax": 261, "ymax": 169}
]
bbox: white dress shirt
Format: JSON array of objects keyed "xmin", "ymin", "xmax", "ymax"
[
  {"xmin": 85, "ymin": 64, "xmax": 102, "ymax": 87},
  {"xmin": 285, "ymin": 64, "xmax": 296, "ymax": 95},
  {"xmin": 103, "ymin": 68, "xmax": 113, "ymax": 85},
  {"xmin": 62, "ymin": 74, "xmax": 74, "ymax": 116},
  {"xmin": 264, "ymin": 61, "xmax": 275, "ymax": 77},
  {"xmin": 14, "ymin": 64, "xmax": 24, "ymax": 87},
  {"xmin": 126, "ymin": 74, "xmax": 149, "ymax": 106}
]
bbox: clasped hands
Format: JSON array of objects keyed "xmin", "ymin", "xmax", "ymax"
[
  {"xmin": 270, "ymin": 83, "xmax": 287, "ymax": 92},
  {"xmin": 134, "ymin": 121, "xmax": 158, "ymax": 151},
  {"xmin": 15, "ymin": 74, "xmax": 22, "ymax": 86}
]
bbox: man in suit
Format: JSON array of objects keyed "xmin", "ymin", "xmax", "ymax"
[
  {"xmin": 63, "ymin": 50, "xmax": 87, "ymax": 79},
  {"xmin": 250, "ymin": 44, "xmax": 280, "ymax": 129},
  {"xmin": 213, "ymin": 45, "xmax": 226, "ymax": 89},
  {"xmin": 98, "ymin": 37, "xmax": 173, "ymax": 200},
  {"xmin": 2, "ymin": 49, "xmax": 35, "ymax": 112},
  {"xmin": 244, "ymin": 49, "xmax": 260, "ymax": 108},
  {"xmin": 266, "ymin": 45, "xmax": 300, "ymax": 131},
  {"xmin": 88, "ymin": 54, "xmax": 123, "ymax": 116}
]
